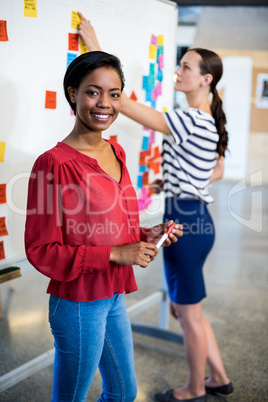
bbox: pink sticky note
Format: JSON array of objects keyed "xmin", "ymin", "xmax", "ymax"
[
  {"xmin": 151, "ymin": 34, "xmax": 157, "ymax": 45},
  {"xmin": 158, "ymin": 54, "xmax": 164, "ymax": 69}
]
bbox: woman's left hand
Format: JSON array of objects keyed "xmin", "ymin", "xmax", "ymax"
[{"xmin": 146, "ymin": 220, "xmax": 183, "ymax": 247}]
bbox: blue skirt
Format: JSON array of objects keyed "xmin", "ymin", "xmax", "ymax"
[{"xmin": 163, "ymin": 197, "xmax": 215, "ymax": 304}]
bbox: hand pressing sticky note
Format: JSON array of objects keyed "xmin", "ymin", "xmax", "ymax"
[
  {"xmin": 0, "ymin": 21, "xmax": 8, "ymax": 41},
  {"xmin": 71, "ymin": 10, "xmax": 81, "ymax": 30},
  {"xmin": 0, "ymin": 142, "xmax": 6, "ymax": 162},
  {"xmin": 45, "ymin": 91, "xmax": 57, "ymax": 109}
]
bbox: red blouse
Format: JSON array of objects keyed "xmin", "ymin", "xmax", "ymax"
[{"xmin": 25, "ymin": 141, "xmax": 147, "ymax": 301}]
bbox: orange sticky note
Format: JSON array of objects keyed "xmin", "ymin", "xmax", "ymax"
[
  {"xmin": 0, "ymin": 21, "xmax": 8, "ymax": 41},
  {"xmin": 153, "ymin": 146, "xmax": 161, "ymax": 159},
  {"xmin": 0, "ymin": 217, "xmax": 8, "ymax": 237},
  {"xmin": 109, "ymin": 135, "xmax": 118, "ymax": 143},
  {"xmin": 0, "ymin": 184, "xmax": 6, "ymax": 204},
  {"xmin": 45, "ymin": 91, "xmax": 57, "ymax": 109},
  {"xmin": 142, "ymin": 171, "xmax": 149, "ymax": 186},
  {"xmin": 130, "ymin": 91, "xmax": 137, "ymax": 101},
  {"xmin": 68, "ymin": 33, "xmax": 79, "ymax": 51},
  {"xmin": 0, "ymin": 241, "xmax": 5, "ymax": 260}
]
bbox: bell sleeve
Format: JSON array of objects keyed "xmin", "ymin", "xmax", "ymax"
[{"xmin": 25, "ymin": 153, "xmax": 111, "ymax": 282}]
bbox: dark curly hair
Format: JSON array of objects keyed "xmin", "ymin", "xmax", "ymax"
[
  {"xmin": 63, "ymin": 51, "xmax": 125, "ymax": 115},
  {"xmin": 188, "ymin": 48, "xmax": 228, "ymax": 157}
]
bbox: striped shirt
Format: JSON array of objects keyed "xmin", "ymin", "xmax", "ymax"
[{"xmin": 163, "ymin": 108, "xmax": 219, "ymax": 204}]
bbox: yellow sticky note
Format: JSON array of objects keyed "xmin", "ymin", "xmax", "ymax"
[
  {"xmin": 162, "ymin": 107, "xmax": 168, "ymax": 113},
  {"xmin": 149, "ymin": 45, "xmax": 156, "ymax": 60},
  {"xmin": 0, "ymin": 142, "xmax": 6, "ymax": 162},
  {"xmin": 71, "ymin": 10, "xmax": 81, "ymax": 30},
  {"xmin": 80, "ymin": 40, "xmax": 89, "ymax": 55},
  {"xmin": 157, "ymin": 35, "xmax": 164, "ymax": 45},
  {"xmin": 24, "ymin": 0, "xmax": 37, "ymax": 17}
]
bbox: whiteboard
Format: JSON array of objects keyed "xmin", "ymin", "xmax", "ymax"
[{"xmin": 0, "ymin": 0, "xmax": 178, "ymax": 264}]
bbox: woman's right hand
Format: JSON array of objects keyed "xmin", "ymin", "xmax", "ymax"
[
  {"xmin": 110, "ymin": 242, "xmax": 158, "ymax": 268},
  {"xmin": 77, "ymin": 12, "xmax": 102, "ymax": 51},
  {"xmin": 150, "ymin": 179, "xmax": 163, "ymax": 194}
]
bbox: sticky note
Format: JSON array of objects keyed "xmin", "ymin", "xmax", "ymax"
[
  {"xmin": 139, "ymin": 165, "xmax": 146, "ymax": 173},
  {"xmin": 157, "ymin": 69, "xmax": 163, "ymax": 82},
  {"xmin": 142, "ymin": 171, "xmax": 149, "ymax": 186},
  {"xmin": 0, "ymin": 142, "xmax": 6, "ymax": 162},
  {"xmin": 149, "ymin": 75, "xmax": 155, "ymax": 89},
  {"xmin": 157, "ymin": 46, "xmax": 164, "ymax": 57},
  {"xmin": 0, "ymin": 21, "xmax": 8, "ymax": 41},
  {"xmin": 71, "ymin": 10, "xmax": 81, "ymax": 30},
  {"xmin": 0, "ymin": 184, "xmax": 6, "ymax": 204},
  {"xmin": 157, "ymin": 35, "xmax": 164, "ymax": 45},
  {"xmin": 109, "ymin": 135, "xmax": 118, "ymax": 143},
  {"xmin": 130, "ymin": 91, "xmax": 138, "ymax": 101},
  {"xmin": 149, "ymin": 131, "xmax": 155, "ymax": 145},
  {"xmin": 145, "ymin": 90, "xmax": 152, "ymax": 102},
  {"xmin": 162, "ymin": 107, "xmax": 168, "ymax": 112},
  {"xmin": 142, "ymin": 76, "xmax": 150, "ymax": 90},
  {"xmin": 80, "ymin": 40, "xmax": 89, "ymax": 55},
  {"xmin": 149, "ymin": 63, "xmax": 155, "ymax": 77},
  {"xmin": 151, "ymin": 100, "xmax": 156, "ymax": 109},
  {"xmin": 158, "ymin": 54, "xmax": 164, "ymax": 69},
  {"xmin": 157, "ymin": 81, "xmax": 162, "ymax": 95},
  {"xmin": 151, "ymin": 34, "xmax": 157, "ymax": 45},
  {"xmin": 149, "ymin": 45, "xmax": 156, "ymax": 60},
  {"xmin": 137, "ymin": 175, "xmax": 143, "ymax": 189},
  {"xmin": 45, "ymin": 91, "xmax": 57, "ymax": 109},
  {"xmin": 0, "ymin": 217, "xmax": 8, "ymax": 237},
  {"xmin": 154, "ymin": 146, "xmax": 161, "ymax": 159},
  {"xmin": 24, "ymin": 0, "xmax": 37, "ymax": 17},
  {"xmin": 142, "ymin": 136, "xmax": 149, "ymax": 151},
  {"xmin": 0, "ymin": 241, "xmax": 5, "ymax": 260},
  {"xmin": 67, "ymin": 52, "xmax": 77, "ymax": 68},
  {"xmin": 68, "ymin": 33, "xmax": 79, "ymax": 51}
]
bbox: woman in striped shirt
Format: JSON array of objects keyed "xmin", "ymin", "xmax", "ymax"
[{"xmin": 80, "ymin": 15, "xmax": 233, "ymax": 402}]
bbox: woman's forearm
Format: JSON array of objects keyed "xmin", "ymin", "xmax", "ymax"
[{"xmin": 121, "ymin": 92, "xmax": 171, "ymax": 134}]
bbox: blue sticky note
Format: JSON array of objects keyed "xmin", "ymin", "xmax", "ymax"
[
  {"xmin": 139, "ymin": 165, "xmax": 146, "ymax": 173},
  {"xmin": 137, "ymin": 175, "xmax": 143, "ymax": 189},
  {"xmin": 151, "ymin": 100, "xmax": 156, "ymax": 109},
  {"xmin": 142, "ymin": 136, "xmax": 150, "ymax": 151},
  {"xmin": 67, "ymin": 53, "xmax": 77, "ymax": 67},
  {"xmin": 157, "ymin": 69, "xmax": 163, "ymax": 82},
  {"xmin": 142, "ymin": 76, "xmax": 150, "ymax": 89},
  {"xmin": 145, "ymin": 89, "xmax": 152, "ymax": 102}
]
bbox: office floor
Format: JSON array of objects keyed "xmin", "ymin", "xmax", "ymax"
[{"xmin": 0, "ymin": 181, "xmax": 267, "ymax": 402}]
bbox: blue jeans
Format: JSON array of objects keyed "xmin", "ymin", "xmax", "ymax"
[{"xmin": 49, "ymin": 293, "xmax": 137, "ymax": 402}]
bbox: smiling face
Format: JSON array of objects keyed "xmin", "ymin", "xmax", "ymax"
[
  {"xmin": 68, "ymin": 66, "xmax": 122, "ymax": 134},
  {"xmin": 173, "ymin": 50, "xmax": 207, "ymax": 94}
]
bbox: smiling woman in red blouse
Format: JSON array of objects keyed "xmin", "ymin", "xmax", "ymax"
[{"xmin": 25, "ymin": 51, "xmax": 182, "ymax": 402}]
